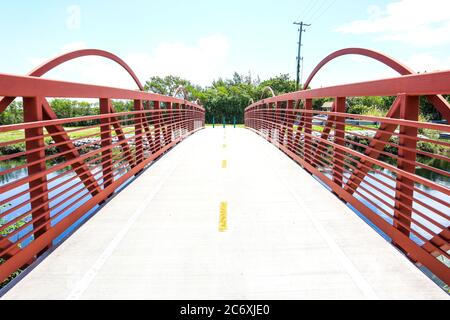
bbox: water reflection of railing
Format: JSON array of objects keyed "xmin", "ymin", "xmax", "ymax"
[
  {"xmin": 0, "ymin": 72, "xmax": 205, "ymax": 284},
  {"xmin": 245, "ymin": 70, "xmax": 450, "ymax": 285}
]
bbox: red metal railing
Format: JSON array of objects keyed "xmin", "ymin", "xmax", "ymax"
[
  {"xmin": 0, "ymin": 70, "xmax": 205, "ymax": 283},
  {"xmin": 245, "ymin": 67, "xmax": 450, "ymax": 285}
]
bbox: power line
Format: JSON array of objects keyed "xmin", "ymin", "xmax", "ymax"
[
  {"xmin": 293, "ymin": 21, "xmax": 311, "ymax": 90},
  {"xmin": 298, "ymin": 0, "xmax": 316, "ymax": 21},
  {"xmin": 310, "ymin": 0, "xmax": 337, "ymax": 22},
  {"xmin": 307, "ymin": 0, "xmax": 330, "ymax": 22},
  {"xmin": 303, "ymin": 0, "xmax": 326, "ymax": 21}
]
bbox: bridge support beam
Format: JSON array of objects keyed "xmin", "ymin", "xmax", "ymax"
[
  {"xmin": 153, "ymin": 101, "xmax": 162, "ymax": 149},
  {"xmin": 277, "ymin": 101, "xmax": 285, "ymax": 148},
  {"xmin": 160, "ymin": 103, "xmax": 169, "ymax": 146},
  {"xmin": 394, "ymin": 94, "xmax": 419, "ymax": 240},
  {"xmin": 333, "ymin": 97, "xmax": 347, "ymax": 187},
  {"xmin": 108, "ymin": 104, "xmax": 136, "ymax": 169},
  {"xmin": 24, "ymin": 97, "xmax": 51, "ymax": 254},
  {"xmin": 134, "ymin": 100, "xmax": 144, "ymax": 167},
  {"xmin": 343, "ymin": 97, "xmax": 402, "ymax": 195},
  {"xmin": 304, "ymin": 99, "xmax": 313, "ymax": 166},
  {"xmin": 286, "ymin": 100, "xmax": 295, "ymax": 150},
  {"xmin": 311, "ymin": 102, "xmax": 336, "ymax": 168},
  {"xmin": 166, "ymin": 102, "xmax": 173, "ymax": 143},
  {"xmin": 100, "ymin": 98, "xmax": 113, "ymax": 191}
]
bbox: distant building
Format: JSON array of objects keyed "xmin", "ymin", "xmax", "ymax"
[
  {"xmin": 320, "ymin": 101, "xmax": 350, "ymax": 111},
  {"xmin": 321, "ymin": 101, "xmax": 334, "ymax": 111}
]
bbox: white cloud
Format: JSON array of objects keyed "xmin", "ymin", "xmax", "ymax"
[
  {"xmin": 127, "ymin": 34, "xmax": 230, "ymax": 86},
  {"xmin": 336, "ymin": 0, "xmax": 450, "ymax": 46},
  {"xmin": 60, "ymin": 41, "xmax": 87, "ymax": 53},
  {"xmin": 66, "ymin": 5, "xmax": 81, "ymax": 30},
  {"xmin": 26, "ymin": 35, "xmax": 230, "ymax": 90},
  {"xmin": 404, "ymin": 53, "xmax": 450, "ymax": 72}
]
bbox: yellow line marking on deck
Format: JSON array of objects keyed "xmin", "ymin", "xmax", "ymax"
[
  {"xmin": 219, "ymin": 202, "xmax": 228, "ymax": 232},
  {"xmin": 222, "ymin": 160, "xmax": 227, "ymax": 168}
]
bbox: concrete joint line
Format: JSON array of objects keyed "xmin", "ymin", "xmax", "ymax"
[
  {"xmin": 66, "ymin": 152, "xmax": 182, "ymax": 300},
  {"xmin": 268, "ymin": 147, "xmax": 379, "ymax": 300}
]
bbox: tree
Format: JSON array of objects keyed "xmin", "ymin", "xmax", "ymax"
[
  {"xmin": 259, "ymin": 74, "xmax": 296, "ymax": 97},
  {"xmin": 144, "ymin": 75, "xmax": 202, "ymax": 102},
  {"xmin": 0, "ymin": 100, "xmax": 23, "ymax": 125}
]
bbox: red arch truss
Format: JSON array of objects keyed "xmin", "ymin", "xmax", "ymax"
[{"xmin": 0, "ymin": 49, "xmax": 149, "ymax": 214}]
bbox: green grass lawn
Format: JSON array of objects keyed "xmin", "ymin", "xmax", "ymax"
[
  {"xmin": 0, "ymin": 126, "xmax": 142, "ymax": 144},
  {"xmin": 205, "ymin": 124, "xmax": 246, "ymax": 128},
  {"xmin": 294, "ymin": 125, "xmax": 379, "ymax": 133}
]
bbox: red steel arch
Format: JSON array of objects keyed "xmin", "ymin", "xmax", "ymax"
[
  {"xmin": 0, "ymin": 49, "xmax": 205, "ymax": 282},
  {"xmin": 28, "ymin": 49, "xmax": 144, "ymax": 90},
  {"xmin": 302, "ymin": 47, "xmax": 450, "ymax": 119},
  {"xmin": 303, "ymin": 48, "xmax": 413, "ymax": 90},
  {"xmin": 0, "ymin": 49, "xmax": 145, "ymax": 112}
]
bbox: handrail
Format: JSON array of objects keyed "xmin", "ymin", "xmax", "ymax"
[
  {"xmin": 245, "ymin": 52, "xmax": 450, "ymax": 286},
  {"xmin": 246, "ymin": 70, "xmax": 450, "ymax": 110},
  {"xmin": 0, "ymin": 67, "xmax": 205, "ymax": 284},
  {"xmin": 0, "ymin": 49, "xmax": 146, "ymax": 113},
  {"xmin": 0, "ymin": 73, "xmax": 203, "ymax": 109}
]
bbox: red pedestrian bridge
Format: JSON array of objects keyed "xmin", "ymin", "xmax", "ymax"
[{"xmin": 0, "ymin": 48, "xmax": 448, "ymax": 299}]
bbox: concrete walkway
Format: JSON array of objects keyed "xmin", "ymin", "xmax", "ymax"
[{"xmin": 2, "ymin": 128, "xmax": 448, "ymax": 300}]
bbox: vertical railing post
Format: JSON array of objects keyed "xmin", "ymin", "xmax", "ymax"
[
  {"xmin": 134, "ymin": 99, "xmax": 144, "ymax": 166},
  {"xmin": 257, "ymin": 105, "xmax": 261, "ymax": 132},
  {"xmin": 277, "ymin": 101, "xmax": 284, "ymax": 147},
  {"xmin": 164, "ymin": 102, "xmax": 172, "ymax": 144},
  {"xmin": 168, "ymin": 102, "xmax": 174, "ymax": 142},
  {"xmin": 180, "ymin": 103, "xmax": 185, "ymax": 134},
  {"xmin": 247, "ymin": 109, "xmax": 250, "ymax": 129},
  {"xmin": 144, "ymin": 100, "xmax": 156, "ymax": 154},
  {"xmin": 260, "ymin": 104, "xmax": 265, "ymax": 133},
  {"xmin": 177, "ymin": 103, "xmax": 183, "ymax": 137},
  {"xmin": 183, "ymin": 103, "xmax": 188, "ymax": 133},
  {"xmin": 245, "ymin": 109, "xmax": 249, "ymax": 129},
  {"xmin": 333, "ymin": 97, "xmax": 346, "ymax": 187},
  {"xmin": 268, "ymin": 103, "xmax": 273, "ymax": 141},
  {"xmin": 189, "ymin": 105, "xmax": 194, "ymax": 132},
  {"xmin": 286, "ymin": 100, "xmax": 295, "ymax": 152},
  {"xmin": 170, "ymin": 103, "xmax": 178, "ymax": 141},
  {"xmin": 251, "ymin": 107, "xmax": 255, "ymax": 130},
  {"xmin": 153, "ymin": 101, "xmax": 161, "ymax": 148},
  {"xmin": 253, "ymin": 106, "xmax": 257, "ymax": 131},
  {"xmin": 255, "ymin": 105, "xmax": 259, "ymax": 131},
  {"xmin": 304, "ymin": 99, "xmax": 313, "ymax": 165},
  {"xmin": 177, "ymin": 103, "xmax": 182, "ymax": 135},
  {"xmin": 161, "ymin": 102, "xmax": 169, "ymax": 146},
  {"xmin": 23, "ymin": 97, "xmax": 50, "ymax": 250},
  {"xmin": 394, "ymin": 94, "xmax": 419, "ymax": 239},
  {"xmin": 100, "ymin": 98, "xmax": 113, "ymax": 190}
]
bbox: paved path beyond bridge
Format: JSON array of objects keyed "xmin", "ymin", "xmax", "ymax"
[{"xmin": 2, "ymin": 128, "xmax": 447, "ymax": 300}]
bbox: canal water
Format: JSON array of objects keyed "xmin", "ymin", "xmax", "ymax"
[{"xmin": 0, "ymin": 160, "xmax": 134, "ymax": 249}]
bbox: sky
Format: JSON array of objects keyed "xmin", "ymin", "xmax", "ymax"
[{"xmin": 0, "ymin": 0, "xmax": 449, "ymax": 90}]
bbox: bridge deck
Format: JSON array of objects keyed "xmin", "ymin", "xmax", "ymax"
[{"xmin": 2, "ymin": 128, "xmax": 447, "ymax": 300}]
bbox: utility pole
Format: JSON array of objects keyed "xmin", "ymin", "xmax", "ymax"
[{"xmin": 294, "ymin": 21, "xmax": 311, "ymax": 90}]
